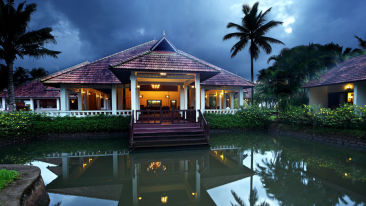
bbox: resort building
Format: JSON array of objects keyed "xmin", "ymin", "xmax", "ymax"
[
  {"xmin": 1, "ymin": 35, "xmax": 253, "ymax": 115},
  {"xmin": 0, "ymin": 79, "xmax": 61, "ymax": 111},
  {"xmin": 304, "ymin": 55, "xmax": 366, "ymax": 108}
]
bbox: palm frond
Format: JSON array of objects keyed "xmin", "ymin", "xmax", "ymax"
[
  {"xmin": 223, "ymin": 32, "xmax": 246, "ymax": 41},
  {"xmin": 226, "ymin": 22, "xmax": 248, "ymax": 33},
  {"xmin": 256, "ymin": 20, "xmax": 283, "ymax": 35},
  {"xmin": 230, "ymin": 38, "xmax": 248, "ymax": 57},
  {"xmin": 355, "ymin": 35, "xmax": 366, "ymax": 49},
  {"xmin": 231, "ymin": 190, "xmax": 246, "ymax": 206}
]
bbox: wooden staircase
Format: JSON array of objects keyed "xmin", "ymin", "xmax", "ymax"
[{"xmin": 129, "ymin": 110, "xmax": 209, "ymax": 149}]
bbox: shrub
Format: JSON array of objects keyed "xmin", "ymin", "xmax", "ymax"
[
  {"xmin": 205, "ymin": 106, "xmax": 273, "ymax": 129},
  {"xmin": 279, "ymin": 104, "xmax": 366, "ymax": 129},
  {"xmin": 0, "ymin": 112, "xmax": 32, "ymax": 138}
]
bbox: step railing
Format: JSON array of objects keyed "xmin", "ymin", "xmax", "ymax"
[
  {"xmin": 35, "ymin": 110, "xmax": 131, "ymax": 117},
  {"xmin": 134, "ymin": 109, "xmax": 196, "ymax": 124},
  {"xmin": 129, "ymin": 110, "xmax": 135, "ymax": 147},
  {"xmin": 205, "ymin": 109, "xmax": 238, "ymax": 114},
  {"xmin": 199, "ymin": 110, "xmax": 210, "ymax": 143}
]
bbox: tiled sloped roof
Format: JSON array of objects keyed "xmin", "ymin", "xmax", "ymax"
[
  {"xmin": 112, "ymin": 51, "xmax": 218, "ymax": 73},
  {"xmin": 0, "ymin": 79, "xmax": 59, "ymax": 98},
  {"xmin": 42, "ymin": 40, "xmax": 157, "ymax": 84},
  {"xmin": 303, "ymin": 55, "xmax": 366, "ymax": 88},
  {"xmin": 201, "ymin": 69, "xmax": 254, "ymax": 87},
  {"xmin": 178, "ymin": 50, "xmax": 254, "ymax": 87}
]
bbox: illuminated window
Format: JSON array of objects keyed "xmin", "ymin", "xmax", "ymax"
[{"xmin": 347, "ymin": 92, "xmax": 354, "ymax": 103}]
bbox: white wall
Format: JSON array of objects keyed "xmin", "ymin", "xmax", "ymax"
[
  {"xmin": 354, "ymin": 81, "xmax": 366, "ymax": 106},
  {"xmin": 309, "ymin": 86, "xmax": 328, "ymax": 107}
]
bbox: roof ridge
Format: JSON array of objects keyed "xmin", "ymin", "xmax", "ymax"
[
  {"xmin": 91, "ymin": 40, "xmax": 157, "ymax": 64},
  {"xmin": 110, "ymin": 51, "xmax": 152, "ymax": 67}
]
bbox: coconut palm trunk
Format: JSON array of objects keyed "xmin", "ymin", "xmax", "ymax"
[
  {"xmin": 6, "ymin": 60, "xmax": 15, "ymax": 111},
  {"xmin": 250, "ymin": 54, "xmax": 254, "ymax": 105}
]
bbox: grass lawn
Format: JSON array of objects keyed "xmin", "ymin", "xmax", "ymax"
[{"xmin": 0, "ymin": 169, "xmax": 19, "ymax": 191}]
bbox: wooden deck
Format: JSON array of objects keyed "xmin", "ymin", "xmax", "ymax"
[{"xmin": 129, "ymin": 110, "xmax": 209, "ymax": 149}]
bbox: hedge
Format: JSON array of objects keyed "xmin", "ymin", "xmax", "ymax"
[
  {"xmin": 279, "ymin": 104, "xmax": 366, "ymax": 129},
  {"xmin": 204, "ymin": 106, "xmax": 273, "ymax": 129},
  {"xmin": 0, "ymin": 112, "xmax": 130, "ymax": 139}
]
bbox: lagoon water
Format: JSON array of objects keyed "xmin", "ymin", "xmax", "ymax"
[{"xmin": 1, "ymin": 132, "xmax": 365, "ymax": 206}]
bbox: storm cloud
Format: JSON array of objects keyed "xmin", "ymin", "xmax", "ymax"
[{"xmin": 14, "ymin": 0, "xmax": 366, "ymax": 81}]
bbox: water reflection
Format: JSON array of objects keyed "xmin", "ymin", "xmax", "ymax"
[
  {"xmin": 2, "ymin": 133, "xmax": 364, "ymax": 206},
  {"xmin": 36, "ymin": 147, "xmax": 253, "ymax": 206}
]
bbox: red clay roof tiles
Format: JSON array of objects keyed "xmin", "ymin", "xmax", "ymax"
[
  {"xmin": 41, "ymin": 36, "xmax": 253, "ymax": 88},
  {"xmin": 42, "ymin": 40, "xmax": 157, "ymax": 85},
  {"xmin": 303, "ymin": 55, "xmax": 366, "ymax": 88},
  {"xmin": 0, "ymin": 79, "xmax": 59, "ymax": 98}
]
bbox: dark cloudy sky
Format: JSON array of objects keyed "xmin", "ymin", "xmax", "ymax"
[{"xmin": 14, "ymin": 0, "xmax": 366, "ymax": 81}]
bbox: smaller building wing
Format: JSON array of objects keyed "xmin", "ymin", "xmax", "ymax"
[
  {"xmin": 0, "ymin": 79, "xmax": 59, "ymax": 98},
  {"xmin": 303, "ymin": 55, "xmax": 366, "ymax": 88}
]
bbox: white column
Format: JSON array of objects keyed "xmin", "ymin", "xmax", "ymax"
[
  {"xmin": 239, "ymin": 87, "xmax": 244, "ymax": 107},
  {"xmin": 230, "ymin": 93, "xmax": 234, "ymax": 109},
  {"xmin": 200, "ymin": 87, "xmax": 205, "ymax": 113},
  {"xmin": 36, "ymin": 100, "xmax": 40, "ymax": 110},
  {"xmin": 184, "ymin": 86, "xmax": 188, "ymax": 110},
  {"xmin": 29, "ymin": 98, "xmax": 34, "ymax": 111},
  {"xmin": 60, "ymin": 86, "xmax": 67, "ymax": 111},
  {"xmin": 195, "ymin": 74, "xmax": 201, "ymax": 122},
  {"xmin": 180, "ymin": 85, "xmax": 185, "ymax": 110},
  {"xmin": 77, "ymin": 92, "xmax": 82, "ymax": 111},
  {"xmin": 130, "ymin": 72, "xmax": 137, "ymax": 122},
  {"xmin": 56, "ymin": 98, "xmax": 60, "ymax": 110},
  {"xmin": 112, "ymin": 85, "xmax": 117, "ymax": 115},
  {"xmin": 218, "ymin": 94, "xmax": 222, "ymax": 109},
  {"xmin": 136, "ymin": 87, "xmax": 140, "ymax": 120},
  {"xmin": 1, "ymin": 98, "xmax": 5, "ymax": 110},
  {"xmin": 223, "ymin": 94, "xmax": 227, "ymax": 108}
]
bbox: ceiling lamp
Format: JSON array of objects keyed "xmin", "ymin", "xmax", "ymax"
[
  {"xmin": 160, "ymin": 72, "xmax": 167, "ymax": 76},
  {"xmin": 151, "ymin": 84, "xmax": 160, "ymax": 89}
]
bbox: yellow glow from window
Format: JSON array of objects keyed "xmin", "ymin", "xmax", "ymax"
[
  {"xmin": 345, "ymin": 84, "xmax": 353, "ymax": 90},
  {"xmin": 220, "ymin": 154, "xmax": 224, "ymax": 161},
  {"xmin": 151, "ymin": 84, "xmax": 160, "ymax": 89},
  {"xmin": 347, "ymin": 92, "xmax": 354, "ymax": 103},
  {"xmin": 191, "ymin": 85, "xmax": 195, "ymax": 88},
  {"xmin": 82, "ymin": 163, "xmax": 87, "ymax": 168},
  {"xmin": 161, "ymin": 195, "xmax": 168, "ymax": 204},
  {"xmin": 160, "ymin": 72, "xmax": 167, "ymax": 76},
  {"xmin": 138, "ymin": 196, "xmax": 142, "ymax": 200}
]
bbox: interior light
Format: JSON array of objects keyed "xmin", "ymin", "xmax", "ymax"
[
  {"xmin": 137, "ymin": 85, "xmax": 140, "ymax": 88},
  {"xmin": 160, "ymin": 72, "xmax": 167, "ymax": 76},
  {"xmin": 138, "ymin": 196, "xmax": 142, "ymax": 200},
  {"xmin": 191, "ymin": 85, "xmax": 195, "ymax": 88},
  {"xmin": 139, "ymin": 95, "xmax": 143, "ymax": 98},
  {"xmin": 166, "ymin": 95, "xmax": 170, "ymax": 98},
  {"xmin": 151, "ymin": 84, "xmax": 160, "ymax": 89},
  {"xmin": 161, "ymin": 195, "xmax": 168, "ymax": 204},
  {"xmin": 345, "ymin": 84, "xmax": 353, "ymax": 90}
]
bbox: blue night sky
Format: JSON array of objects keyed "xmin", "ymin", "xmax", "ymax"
[{"xmin": 14, "ymin": 0, "xmax": 366, "ymax": 81}]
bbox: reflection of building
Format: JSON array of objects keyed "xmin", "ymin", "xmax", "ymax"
[{"xmin": 41, "ymin": 148, "xmax": 253, "ymax": 205}]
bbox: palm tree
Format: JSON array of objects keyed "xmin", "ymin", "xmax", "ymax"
[
  {"xmin": 0, "ymin": 0, "xmax": 60, "ymax": 111},
  {"xmin": 223, "ymin": 2, "xmax": 284, "ymax": 105},
  {"xmin": 355, "ymin": 35, "xmax": 366, "ymax": 49}
]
